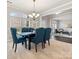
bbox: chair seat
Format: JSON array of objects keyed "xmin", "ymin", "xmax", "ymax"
[
  {"xmin": 31, "ymin": 38, "xmax": 42, "ymax": 44},
  {"xmin": 17, "ymin": 37, "xmax": 26, "ymax": 43},
  {"xmin": 17, "ymin": 34, "xmax": 26, "ymax": 43}
]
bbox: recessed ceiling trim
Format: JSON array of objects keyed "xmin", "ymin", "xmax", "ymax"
[{"xmin": 41, "ymin": 1, "xmax": 72, "ymax": 16}]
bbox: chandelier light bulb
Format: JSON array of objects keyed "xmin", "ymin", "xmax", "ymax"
[
  {"xmin": 29, "ymin": 14, "xmax": 33, "ymax": 18},
  {"xmin": 32, "ymin": 12, "xmax": 36, "ymax": 16}
]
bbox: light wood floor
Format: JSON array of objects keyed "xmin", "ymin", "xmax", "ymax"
[{"xmin": 7, "ymin": 39, "xmax": 72, "ymax": 59}]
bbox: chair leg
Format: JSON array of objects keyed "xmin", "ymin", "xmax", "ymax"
[
  {"xmin": 12, "ymin": 43, "xmax": 14, "ymax": 49},
  {"xmin": 48, "ymin": 40, "xmax": 50, "ymax": 46},
  {"xmin": 44, "ymin": 43, "xmax": 45, "ymax": 48},
  {"xmin": 25, "ymin": 41, "xmax": 27, "ymax": 49},
  {"xmin": 42, "ymin": 42, "xmax": 45, "ymax": 48},
  {"xmin": 35, "ymin": 44, "xmax": 37, "ymax": 52},
  {"xmin": 15, "ymin": 44, "xmax": 17, "ymax": 52},
  {"xmin": 22, "ymin": 42, "xmax": 24, "ymax": 45}
]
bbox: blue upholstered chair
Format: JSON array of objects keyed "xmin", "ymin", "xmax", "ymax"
[
  {"xmin": 44, "ymin": 28, "xmax": 51, "ymax": 46},
  {"xmin": 31, "ymin": 28, "xmax": 45, "ymax": 52},
  {"xmin": 11, "ymin": 28, "xmax": 27, "ymax": 52}
]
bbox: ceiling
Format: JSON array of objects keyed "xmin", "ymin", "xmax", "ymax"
[
  {"xmin": 7, "ymin": 0, "xmax": 71, "ymax": 14},
  {"xmin": 42, "ymin": 9, "xmax": 72, "ymax": 21}
]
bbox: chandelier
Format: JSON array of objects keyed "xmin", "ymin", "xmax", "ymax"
[{"xmin": 28, "ymin": 0, "xmax": 40, "ymax": 20}]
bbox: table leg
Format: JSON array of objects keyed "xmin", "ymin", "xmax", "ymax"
[{"xmin": 28, "ymin": 38, "xmax": 31, "ymax": 50}]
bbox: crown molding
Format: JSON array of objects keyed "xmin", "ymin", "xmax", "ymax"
[{"xmin": 41, "ymin": 1, "xmax": 72, "ymax": 16}]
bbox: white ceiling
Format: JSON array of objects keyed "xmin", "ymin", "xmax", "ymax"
[{"xmin": 7, "ymin": 0, "xmax": 71, "ymax": 14}]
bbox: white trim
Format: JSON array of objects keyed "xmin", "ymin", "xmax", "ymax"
[{"xmin": 41, "ymin": 1, "xmax": 72, "ymax": 16}]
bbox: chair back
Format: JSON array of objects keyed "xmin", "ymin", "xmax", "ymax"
[
  {"xmin": 22, "ymin": 27, "xmax": 28, "ymax": 32},
  {"xmin": 35, "ymin": 28, "xmax": 45, "ymax": 43},
  {"xmin": 45, "ymin": 28, "xmax": 51, "ymax": 40},
  {"xmin": 11, "ymin": 28, "xmax": 17, "ymax": 43}
]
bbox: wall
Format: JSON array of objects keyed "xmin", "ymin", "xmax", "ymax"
[{"xmin": 41, "ymin": 15, "xmax": 51, "ymax": 28}]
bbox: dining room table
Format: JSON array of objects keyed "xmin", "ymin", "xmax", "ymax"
[{"xmin": 17, "ymin": 31, "xmax": 35, "ymax": 50}]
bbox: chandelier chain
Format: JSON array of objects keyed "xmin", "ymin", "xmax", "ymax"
[{"xmin": 33, "ymin": 0, "xmax": 36, "ymax": 12}]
